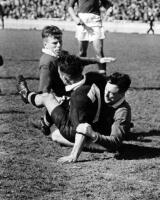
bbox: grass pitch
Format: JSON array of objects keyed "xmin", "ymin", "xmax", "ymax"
[{"xmin": 0, "ymin": 29, "xmax": 160, "ymax": 200}]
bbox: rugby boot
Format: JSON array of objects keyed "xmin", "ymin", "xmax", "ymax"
[
  {"xmin": 16, "ymin": 75, "xmax": 29, "ymax": 104},
  {"xmin": 40, "ymin": 117, "xmax": 51, "ymax": 136}
]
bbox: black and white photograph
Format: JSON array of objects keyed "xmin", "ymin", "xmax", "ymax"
[{"xmin": 0, "ymin": 0, "xmax": 160, "ymax": 199}]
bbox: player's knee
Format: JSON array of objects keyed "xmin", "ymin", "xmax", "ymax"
[
  {"xmin": 42, "ymin": 93, "xmax": 55, "ymax": 104},
  {"xmin": 50, "ymin": 129, "xmax": 60, "ymax": 142}
]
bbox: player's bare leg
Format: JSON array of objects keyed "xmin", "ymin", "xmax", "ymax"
[
  {"xmin": 78, "ymin": 40, "xmax": 89, "ymax": 57},
  {"xmin": 16, "ymin": 75, "xmax": 60, "ymax": 115},
  {"xmin": 51, "ymin": 128, "xmax": 74, "ymax": 147},
  {"xmin": 92, "ymin": 39, "xmax": 106, "ymax": 75}
]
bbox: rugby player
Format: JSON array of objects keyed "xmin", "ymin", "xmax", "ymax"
[
  {"xmin": 76, "ymin": 72, "xmax": 132, "ymax": 153},
  {"xmin": 68, "ymin": 0, "xmax": 113, "ymax": 75},
  {"xmin": 17, "ymin": 54, "xmax": 107, "ymax": 163},
  {"xmin": 37, "ymin": 25, "xmax": 115, "ymax": 134}
]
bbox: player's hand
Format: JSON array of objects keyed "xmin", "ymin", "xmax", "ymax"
[
  {"xmin": 76, "ymin": 17, "xmax": 84, "ymax": 26},
  {"xmin": 76, "ymin": 123, "xmax": 98, "ymax": 141},
  {"xmin": 76, "ymin": 123, "xmax": 91, "ymax": 135},
  {"xmin": 84, "ymin": 25, "xmax": 94, "ymax": 33},
  {"xmin": 57, "ymin": 155, "xmax": 77, "ymax": 163},
  {"xmin": 99, "ymin": 57, "xmax": 116, "ymax": 64}
]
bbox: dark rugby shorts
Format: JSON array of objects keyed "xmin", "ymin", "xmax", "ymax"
[{"xmin": 50, "ymin": 100, "xmax": 76, "ymax": 142}]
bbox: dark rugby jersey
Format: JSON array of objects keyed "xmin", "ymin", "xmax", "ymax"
[
  {"xmin": 51, "ymin": 72, "xmax": 106, "ymax": 142},
  {"xmin": 69, "ymin": 73, "xmax": 106, "ymax": 131},
  {"xmin": 69, "ymin": 0, "xmax": 100, "ymax": 15},
  {"xmin": 38, "ymin": 50, "xmax": 68, "ymax": 96},
  {"xmin": 69, "ymin": 0, "xmax": 112, "ymax": 15}
]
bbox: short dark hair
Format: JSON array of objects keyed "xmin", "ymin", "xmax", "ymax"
[
  {"xmin": 57, "ymin": 54, "xmax": 83, "ymax": 80},
  {"xmin": 108, "ymin": 72, "xmax": 131, "ymax": 93},
  {"xmin": 42, "ymin": 25, "xmax": 62, "ymax": 39}
]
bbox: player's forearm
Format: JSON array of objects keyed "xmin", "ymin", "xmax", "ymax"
[
  {"xmin": 68, "ymin": 7, "xmax": 79, "ymax": 23},
  {"xmin": 94, "ymin": 132, "xmax": 123, "ymax": 151},
  {"xmin": 70, "ymin": 133, "xmax": 86, "ymax": 162},
  {"xmin": 76, "ymin": 123, "xmax": 124, "ymax": 151},
  {"xmin": 92, "ymin": 123, "xmax": 127, "ymax": 150},
  {"xmin": 79, "ymin": 57, "xmax": 99, "ymax": 65}
]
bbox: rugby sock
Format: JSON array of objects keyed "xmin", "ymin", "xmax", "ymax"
[
  {"xmin": 43, "ymin": 110, "xmax": 53, "ymax": 127},
  {"xmin": 27, "ymin": 92, "xmax": 43, "ymax": 108}
]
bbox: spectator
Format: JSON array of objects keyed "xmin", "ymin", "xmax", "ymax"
[{"xmin": 1, "ymin": 0, "xmax": 160, "ymax": 23}]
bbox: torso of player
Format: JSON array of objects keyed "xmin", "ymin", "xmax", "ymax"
[
  {"xmin": 69, "ymin": 72, "xmax": 106, "ymax": 128},
  {"xmin": 70, "ymin": 0, "xmax": 100, "ymax": 15},
  {"xmin": 39, "ymin": 53, "xmax": 66, "ymax": 96}
]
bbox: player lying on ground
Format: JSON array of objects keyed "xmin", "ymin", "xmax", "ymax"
[
  {"xmin": 37, "ymin": 25, "xmax": 115, "ymax": 134},
  {"xmin": 17, "ymin": 54, "xmax": 132, "ymax": 163}
]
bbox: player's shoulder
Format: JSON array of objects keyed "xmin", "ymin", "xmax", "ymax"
[
  {"xmin": 71, "ymin": 85, "xmax": 93, "ymax": 109},
  {"xmin": 40, "ymin": 53, "xmax": 56, "ymax": 64},
  {"xmin": 86, "ymin": 71, "xmax": 106, "ymax": 81},
  {"xmin": 39, "ymin": 53, "xmax": 57, "ymax": 70},
  {"xmin": 71, "ymin": 83, "xmax": 100, "ymax": 105},
  {"xmin": 72, "ymin": 84, "xmax": 91, "ymax": 98},
  {"xmin": 85, "ymin": 72, "xmax": 106, "ymax": 90}
]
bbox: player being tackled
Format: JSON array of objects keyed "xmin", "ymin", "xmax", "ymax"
[{"xmin": 16, "ymin": 54, "xmax": 108, "ymax": 163}]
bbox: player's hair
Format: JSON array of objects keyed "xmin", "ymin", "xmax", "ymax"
[
  {"xmin": 108, "ymin": 72, "xmax": 131, "ymax": 93},
  {"xmin": 41, "ymin": 25, "xmax": 62, "ymax": 39},
  {"xmin": 57, "ymin": 54, "xmax": 83, "ymax": 80}
]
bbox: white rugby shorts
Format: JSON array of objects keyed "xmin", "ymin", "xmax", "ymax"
[{"xmin": 75, "ymin": 13, "xmax": 105, "ymax": 42}]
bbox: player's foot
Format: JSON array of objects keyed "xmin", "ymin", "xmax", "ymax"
[
  {"xmin": 0, "ymin": 55, "xmax": 4, "ymax": 66},
  {"xmin": 40, "ymin": 117, "xmax": 51, "ymax": 136},
  {"xmin": 16, "ymin": 75, "xmax": 29, "ymax": 104}
]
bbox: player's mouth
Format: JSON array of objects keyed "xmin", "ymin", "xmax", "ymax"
[{"xmin": 54, "ymin": 49, "xmax": 61, "ymax": 55}]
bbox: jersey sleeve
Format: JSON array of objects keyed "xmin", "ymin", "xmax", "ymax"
[
  {"xmin": 38, "ymin": 55, "xmax": 53, "ymax": 92},
  {"xmin": 38, "ymin": 54, "xmax": 65, "ymax": 96}
]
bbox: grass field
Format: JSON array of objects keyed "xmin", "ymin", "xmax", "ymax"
[{"xmin": 0, "ymin": 29, "xmax": 160, "ymax": 200}]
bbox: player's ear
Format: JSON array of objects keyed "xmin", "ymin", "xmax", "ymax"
[{"xmin": 43, "ymin": 38, "xmax": 47, "ymax": 47}]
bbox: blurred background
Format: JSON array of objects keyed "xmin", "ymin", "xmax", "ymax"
[{"xmin": 0, "ymin": 0, "xmax": 159, "ymax": 22}]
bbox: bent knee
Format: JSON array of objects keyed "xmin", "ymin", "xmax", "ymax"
[{"xmin": 51, "ymin": 129, "xmax": 61, "ymax": 142}]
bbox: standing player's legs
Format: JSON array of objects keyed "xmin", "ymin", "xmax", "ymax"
[
  {"xmin": 78, "ymin": 40, "xmax": 89, "ymax": 57},
  {"xmin": 0, "ymin": 54, "xmax": 3, "ymax": 66},
  {"xmin": 1, "ymin": 15, "xmax": 4, "ymax": 29},
  {"xmin": 92, "ymin": 38, "xmax": 106, "ymax": 74}
]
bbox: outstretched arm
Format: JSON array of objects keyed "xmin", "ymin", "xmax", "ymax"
[
  {"xmin": 58, "ymin": 85, "xmax": 99, "ymax": 163},
  {"xmin": 78, "ymin": 56, "xmax": 116, "ymax": 66},
  {"xmin": 76, "ymin": 107, "xmax": 131, "ymax": 151},
  {"xmin": 57, "ymin": 133, "xmax": 86, "ymax": 163}
]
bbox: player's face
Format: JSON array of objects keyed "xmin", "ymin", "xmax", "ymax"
[
  {"xmin": 104, "ymin": 82, "xmax": 123, "ymax": 105},
  {"xmin": 44, "ymin": 35, "xmax": 62, "ymax": 57}
]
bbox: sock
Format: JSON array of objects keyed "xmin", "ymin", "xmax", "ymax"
[
  {"xmin": 27, "ymin": 92, "xmax": 43, "ymax": 108},
  {"xmin": 43, "ymin": 110, "xmax": 53, "ymax": 127}
]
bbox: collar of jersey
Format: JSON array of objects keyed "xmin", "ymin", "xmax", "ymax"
[
  {"xmin": 112, "ymin": 97, "xmax": 125, "ymax": 108},
  {"xmin": 42, "ymin": 48, "xmax": 58, "ymax": 57},
  {"xmin": 65, "ymin": 75, "xmax": 86, "ymax": 92}
]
